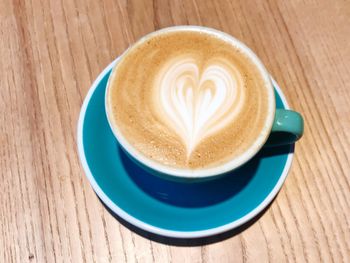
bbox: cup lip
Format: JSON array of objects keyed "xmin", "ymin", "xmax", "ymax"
[{"xmin": 105, "ymin": 25, "xmax": 276, "ymax": 179}]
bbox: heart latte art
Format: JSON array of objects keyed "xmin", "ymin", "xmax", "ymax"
[
  {"xmin": 107, "ymin": 30, "xmax": 270, "ymax": 169},
  {"xmin": 154, "ymin": 57, "xmax": 245, "ymax": 155}
]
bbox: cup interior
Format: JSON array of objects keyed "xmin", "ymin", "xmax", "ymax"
[{"xmin": 105, "ymin": 26, "xmax": 276, "ymax": 179}]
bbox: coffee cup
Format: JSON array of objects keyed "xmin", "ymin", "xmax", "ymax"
[{"xmin": 105, "ymin": 26, "xmax": 304, "ymax": 181}]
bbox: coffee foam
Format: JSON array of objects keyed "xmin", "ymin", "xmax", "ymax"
[
  {"xmin": 107, "ymin": 30, "xmax": 270, "ymax": 169},
  {"xmin": 153, "ymin": 56, "xmax": 245, "ymax": 155}
]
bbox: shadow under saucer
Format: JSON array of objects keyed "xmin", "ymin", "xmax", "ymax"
[{"xmin": 99, "ymin": 195, "xmax": 275, "ymax": 246}]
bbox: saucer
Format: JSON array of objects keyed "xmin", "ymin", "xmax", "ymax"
[{"xmin": 77, "ymin": 59, "xmax": 294, "ymax": 238}]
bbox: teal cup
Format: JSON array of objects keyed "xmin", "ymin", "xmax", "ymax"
[{"xmin": 105, "ymin": 26, "xmax": 304, "ymax": 182}]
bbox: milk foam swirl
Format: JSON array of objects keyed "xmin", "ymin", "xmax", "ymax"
[{"xmin": 154, "ymin": 56, "xmax": 246, "ymax": 155}]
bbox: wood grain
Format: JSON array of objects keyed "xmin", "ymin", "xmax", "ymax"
[{"xmin": 1, "ymin": 0, "xmax": 349, "ymax": 262}]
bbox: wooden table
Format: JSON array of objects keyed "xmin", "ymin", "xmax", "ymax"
[{"xmin": 1, "ymin": 0, "xmax": 350, "ymax": 262}]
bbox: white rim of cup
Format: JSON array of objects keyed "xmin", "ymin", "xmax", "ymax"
[
  {"xmin": 77, "ymin": 57, "xmax": 293, "ymax": 238},
  {"xmin": 104, "ymin": 26, "xmax": 276, "ymax": 178}
]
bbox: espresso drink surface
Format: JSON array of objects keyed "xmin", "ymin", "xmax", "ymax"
[{"xmin": 107, "ymin": 30, "xmax": 270, "ymax": 169}]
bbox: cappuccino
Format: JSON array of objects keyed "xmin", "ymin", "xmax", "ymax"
[{"xmin": 107, "ymin": 29, "xmax": 272, "ymax": 169}]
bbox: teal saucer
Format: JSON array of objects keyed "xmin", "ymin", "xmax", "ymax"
[{"xmin": 77, "ymin": 60, "xmax": 294, "ymax": 238}]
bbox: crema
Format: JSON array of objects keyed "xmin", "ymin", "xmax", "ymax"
[{"xmin": 107, "ymin": 30, "xmax": 270, "ymax": 169}]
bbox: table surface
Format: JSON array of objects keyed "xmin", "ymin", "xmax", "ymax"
[{"xmin": 1, "ymin": 0, "xmax": 350, "ymax": 262}]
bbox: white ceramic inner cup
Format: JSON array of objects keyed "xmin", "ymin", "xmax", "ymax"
[{"xmin": 105, "ymin": 26, "xmax": 275, "ymax": 179}]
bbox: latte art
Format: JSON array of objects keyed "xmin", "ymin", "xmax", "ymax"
[
  {"xmin": 155, "ymin": 56, "xmax": 245, "ymax": 155},
  {"xmin": 107, "ymin": 29, "xmax": 271, "ymax": 169}
]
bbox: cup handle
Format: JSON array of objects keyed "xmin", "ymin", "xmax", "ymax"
[{"xmin": 264, "ymin": 109, "xmax": 304, "ymax": 146}]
